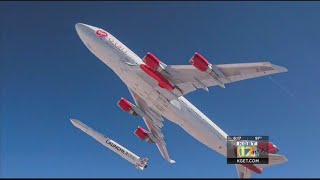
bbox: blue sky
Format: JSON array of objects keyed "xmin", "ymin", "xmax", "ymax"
[{"xmin": 1, "ymin": 2, "xmax": 320, "ymax": 178}]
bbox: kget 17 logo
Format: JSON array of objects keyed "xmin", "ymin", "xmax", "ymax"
[{"xmin": 237, "ymin": 141, "xmax": 259, "ymax": 158}]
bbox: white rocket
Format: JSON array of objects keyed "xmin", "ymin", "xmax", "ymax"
[{"xmin": 70, "ymin": 118, "xmax": 148, "ymax": 170}]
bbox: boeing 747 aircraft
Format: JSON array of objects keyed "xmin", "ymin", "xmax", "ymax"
[{"xmin": 75, "ymin": 23, "xmax": 288, "ymax": 178}]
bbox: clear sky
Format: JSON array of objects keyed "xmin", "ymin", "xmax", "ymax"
[{"xmin": 1, "ymin": 1, "xmax": 320, "ymax": 178}]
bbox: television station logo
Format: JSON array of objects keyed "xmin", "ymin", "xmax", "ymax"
[{"xmin": 236, "ymin": 140, "xmax": 259, "ymax": 158}]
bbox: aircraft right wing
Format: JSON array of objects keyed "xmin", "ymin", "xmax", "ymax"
[{"xmin": 128, "ymin": 88, "xmax": 175, "ymax": 164}]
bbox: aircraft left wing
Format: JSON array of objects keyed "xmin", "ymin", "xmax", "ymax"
[
  {"xmin": 133, "ymin": 53, "xmax": 288, "ymax": 98},
  {"xmin": 128, "ymin": 88, "xmax": 176, "ymax": 163},
  {"xmin": 164, "ymin": 62, "xmax": 288, "ymax": 95}
]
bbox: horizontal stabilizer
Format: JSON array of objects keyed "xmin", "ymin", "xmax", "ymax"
[{"xmin": 236, "ymin": 153, "xmax": 288, "ymax": 178}]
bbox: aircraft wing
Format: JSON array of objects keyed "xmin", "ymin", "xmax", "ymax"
[
  {"xmin": 128, "ymin": 88, "xmax": 176, "ymax": 163},
  {"xmin": 163, "ymin": 62, "xmax": 288, "ymax": 95},
  {"xmin": 133, "ymin": 61, "xmax": 288, "ymax": 98}
]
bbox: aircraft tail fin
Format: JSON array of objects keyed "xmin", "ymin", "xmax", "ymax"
[
  {"xmin": 236, "ymin": 153, "xmax": 288, "ymax": 178},
  {"xmin": 236, "ymin": 164, "xmax": 253, "ymax": 178}
]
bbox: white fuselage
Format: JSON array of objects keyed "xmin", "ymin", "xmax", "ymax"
[{"xmin": 75, "ymin": 23, "xmax": 229, "ymax": 158}]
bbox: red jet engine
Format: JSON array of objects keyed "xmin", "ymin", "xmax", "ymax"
[
  {"xmin": 134, "ymin": 126, "xmax": 153, "ymax": 143},
  {"xmin": 189, "ymin": 52, "xmax": 211, "ymax": 72},
  {"xmin": 143, "ymin": 52, "xmax": 166, "ymax": 72},
  {"xmin": 117, "ymin": 97, "xmax": 138, "ymax": 116}
]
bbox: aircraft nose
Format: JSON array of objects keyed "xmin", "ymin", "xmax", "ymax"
[
  {"xmin": 75, "ymin": 23, "xmax": 103, "ymax": 44},
  {"xmin": 75, "ymin": 23, "xmax": 90, "ymax": 44},
  {"xmin": 75, "ymin": 23, "xmax": 101, "ymax": 34},
  {"xmin": 75, "ymin": 23, "xmax": 84, "ymax": 32},
  {"xmin": 75, "ymin": 23, "xmax": 108, "ymax": 40},
  {"xmin": 75, "ymin": 23, "xmax": 90, "ymax": 38},
  {"xmin": 75, "ymin": 23, "xmax": 91, "ymax": 34}
]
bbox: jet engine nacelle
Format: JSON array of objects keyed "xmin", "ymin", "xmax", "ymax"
[
  {"xmin": 134, "ymin": 126, "xmax": 153, "ymax": 143},
  {"xmin": 117, "ymin": 97, "xmax": 138, "ymax": 116},
  {"xmin": 189, "ymin": 52, "xmax": 227, "ymax": 89},
  {"xmin": 140, "ymin": 52, "xmax": 175, "ymax": 91},
  {"xmin": 258, "ymin": 142, "xmax": 280, "ymax": 154},
  {"xmin": 189, "ymin": 52, "xmax": 211, "ymax": 72},
  {"xmin": 189, "ymin": 52, "xmax": 226, "ymax": 77},
  {"xmin": 143, "ymin": 52, "xmax": 166, "ymax": 73}
]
